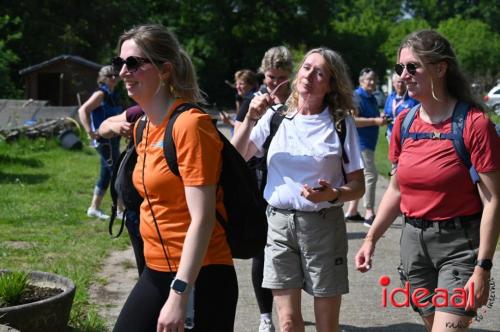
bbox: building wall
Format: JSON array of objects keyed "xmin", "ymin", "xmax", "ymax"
[{"xmin": 23, "ymin": 60, "xmax": 100, "ymax": 106}]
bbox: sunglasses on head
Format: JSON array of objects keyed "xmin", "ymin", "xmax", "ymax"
[
  {"xmin": 111, "ymin": 56, "xmax": 151, "ymax": 73},
  {"xmin": 394, "ymin": 62, "xmax": 420, "ymax": 76}
]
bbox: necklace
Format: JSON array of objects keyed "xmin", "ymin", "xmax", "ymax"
[{"xmin": 419, "ymin": 99, "xmax": 456, "ymax": 124}]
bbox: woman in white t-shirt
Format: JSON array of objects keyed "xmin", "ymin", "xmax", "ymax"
[{"xmin": 232, "ymin": 48, "xmax": 365, "ymax": 332}]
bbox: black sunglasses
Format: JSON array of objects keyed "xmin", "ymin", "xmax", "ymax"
[
  {"xmin": 111, "ymin": 56, "xmax": 151, "ymax": 73},
  {"xmin": 394, "ymin": 62, "xmax": 420, "ymax": 76}
]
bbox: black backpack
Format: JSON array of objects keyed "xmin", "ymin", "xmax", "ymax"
[
  {"xmin": 110, "ymin": 103, "xmax": 268, "ymax": 259},
  {"xmin": 109, "ymin": 117, "xmax": 146, "ymax": 237}
]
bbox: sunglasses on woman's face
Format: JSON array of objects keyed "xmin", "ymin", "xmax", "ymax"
[
  {"xmin": 111, "ymin": 56, "xmax": 151, "ymax": 73},
  {"xmin": 394, "ymin": 62, "xmax": 420, "ymax": 76}
]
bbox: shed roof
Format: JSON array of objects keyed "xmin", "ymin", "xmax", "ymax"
[{"xmin": 19, "ymin": 55, "xmax": 103, "ymax": 75}]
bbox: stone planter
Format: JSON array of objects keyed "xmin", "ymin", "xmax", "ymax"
[{"xmin": 0, "ymin": 270, "xmax": 76, "ymax": 332}]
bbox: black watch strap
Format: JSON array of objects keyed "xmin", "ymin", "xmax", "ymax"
[{"xmin": 476, "ymin": 259, "xmax": 493, "ymax": 271}]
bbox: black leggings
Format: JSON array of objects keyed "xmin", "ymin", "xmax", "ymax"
[
  {"xmin": 251, "ymin": 250, "xmax": 273, "ymax": 314},
  {"xmin": 113, "ymin": 264, "xmax": 238, "ymax": 332}
]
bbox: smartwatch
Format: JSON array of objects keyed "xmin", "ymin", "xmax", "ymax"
[
  {"xmin": 170, "ymin": 278, "xmax": 190, "ymax": 294},
  {"xmin": 328, "ymin": 187, "xmax": 342, "ymax": 204},
  {"xmin": 476, "ymin": 259, "xmax": 493, "ymax": 271}
]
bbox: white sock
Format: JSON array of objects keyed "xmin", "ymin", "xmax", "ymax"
[{"xmin": 260, "ymin": 313, "xmax": 272, "ymax": 321}]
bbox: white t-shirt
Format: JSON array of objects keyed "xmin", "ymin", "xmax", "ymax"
[{"xmin": 250, "ymin": 106, "xmax": 364, "ymax": 211}]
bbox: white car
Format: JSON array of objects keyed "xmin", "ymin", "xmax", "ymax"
[{"xmin": 483, "ymin": 85, "xmax": 500, "ymax": 115}]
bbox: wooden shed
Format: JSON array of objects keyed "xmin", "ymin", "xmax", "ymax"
[{"xmin": 19, "ymin": 55, "xmax": 103, "ymax": 106}]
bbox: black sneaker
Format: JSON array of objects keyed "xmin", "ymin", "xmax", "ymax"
[
  {"xmin": 345, "ymin": 213, "xmax": 365, "ymax": 221},
  {"xmin": 363, "ymin": 215, "xmax": 375, "ymax": 228}
]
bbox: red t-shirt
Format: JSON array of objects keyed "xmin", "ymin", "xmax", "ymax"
[{"xmin": 389, "ymin": 107, "xmax": 500, "ymax": 220}]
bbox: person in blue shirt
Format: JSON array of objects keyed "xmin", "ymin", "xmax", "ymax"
[
  {"xmin": 384, "ymin": 72, "xmax": 419, "ymax": 141},
  {"xmin": 345, "ymin": 68, "xmax": 388, "ymax": 226},
  {"xmin": 78, "ymin": 65, "xmax": 123, "ymax": 220}
]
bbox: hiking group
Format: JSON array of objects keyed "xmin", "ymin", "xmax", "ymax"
[{"xmin": 79, "ymin": 24, "xmax": 500, "ymax": 332}]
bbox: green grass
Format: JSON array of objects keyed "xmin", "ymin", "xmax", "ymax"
[
  {"xmin": 0, "ymin": 271, "xmax": 29, "ymax": 306},
  {"xmin": 0, "ymin": 136, "xmax": 128, "ymax": 331},
  {"xmin": 374, "ymin": 127, "xmax": 391, "ymax": 179}
]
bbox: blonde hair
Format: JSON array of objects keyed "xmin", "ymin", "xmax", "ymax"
[
  {"xmin": 97, "ymin": 65, "xmax": 115, "ymax": 85},
  {"xmin": 286, "ymin": 48, "xmax": 354, "ymax": 123},
  {"xmin": 117, "ymin": 24, "xmax": 205, "ymax": 103},
  {"xmin": 259, "ymin": 46, "xmax": 293, "ymax": 74}
]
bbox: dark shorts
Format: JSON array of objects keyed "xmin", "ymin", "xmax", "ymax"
[{"xmin": 399, "ymin": 217, "xmax": 480, "ymax": 317}]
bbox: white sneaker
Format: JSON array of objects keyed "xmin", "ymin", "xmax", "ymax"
[
  {"xmin": 87, "ymin": 207, "xmax": 110, "ymax": 220},
  {"xmin": 258, "ymin": 319, "xmax": 275, "ymax": 332}
]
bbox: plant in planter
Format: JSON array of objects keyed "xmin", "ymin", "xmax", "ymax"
[
  {"xmin": 0, "ymin": 271, "xmax": 30, "ymax": 307},
  {"xmin": 0, "ymin": 270, "xmax": 76, "ymax": 332}
]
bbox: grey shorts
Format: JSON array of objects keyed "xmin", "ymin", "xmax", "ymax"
[
  {"xmin": 399, "ymin": 218, "xmax": 480, "ymax": 317},
  {"xmin": 262, "ymin": 206, "xmax": 348, "ymax": 297}
]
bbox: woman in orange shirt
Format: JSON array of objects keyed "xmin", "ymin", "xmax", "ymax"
[{"xmin": 112, "ymin": 24, "xmax": 237, "ymax": 332}]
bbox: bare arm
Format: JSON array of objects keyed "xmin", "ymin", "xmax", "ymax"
[
  {"xmin": 233, "ymin": 120, "xmax": 242, "ymax": 134},
  {"xmin": 97, "ymin": 112, "xmax": 132, "ymax": 139},
  {"xmin": 230, "ymin": 94, "xmax": 270, "ymax": 160},
  {"xmin": 352, "ymin": 108, "xmax": 388, "ymax": 128},
  {"xmin": 355, "ymin": 172, "xmax": 402, "ymax": 272},
  {"xmin": 465, "ymin": 170, "xmax": 500, "ymax": 311},
  {"xmin": 157, "ymin": 184, "xmax": 217, "ymax": 330},
  {"xmin": 78, "ymin": 90, "xmax": 105, "ymax": 139}
]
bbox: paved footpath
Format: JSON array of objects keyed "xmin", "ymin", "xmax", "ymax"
[{"xmin": 91, "ymin": 124, "xmax": 499, "ymax": 331}]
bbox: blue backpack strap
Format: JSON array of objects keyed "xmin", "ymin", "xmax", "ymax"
[
  {"xmin": 451, "ymin": 101, "xmax": 479, "ymax": 183},
  {"xmin": 163, "ymin": 103, "xmax": 200, "ymax": 177},
  {"xmin": 400, "ymin": 104, "xmax": 420, "ymax": 147}
]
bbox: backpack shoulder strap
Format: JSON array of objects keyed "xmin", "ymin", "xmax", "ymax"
[
  {"xmin": 400, "ymin": 104, "xmax": 420, "ymax": 147},
  {"xmin": 336, "ymin": 117, "xmax": 349, "ymax": 164},
  {"xmin": 263, "ymin": 106, "xmax": 286, "ymax": 150},
  {"xmin": 163, "ymin": 103, "xmax": 201, "ymax": 177},
  {"xmin": 451, "ymin": 102, "xmax": 479, "ymax": 183},
  {"xmin": 134, "ymin": 115, "xmax": 147, "ymax": 146}
]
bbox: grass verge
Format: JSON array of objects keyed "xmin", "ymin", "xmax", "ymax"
[{"xmin": 0, "ymin": 136, "xmax": 128, "ymax": 331}]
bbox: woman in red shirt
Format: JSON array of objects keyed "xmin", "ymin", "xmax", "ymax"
[{"xmin": 355, "ymin": 30, "xmax": 500, "ymax": 331}]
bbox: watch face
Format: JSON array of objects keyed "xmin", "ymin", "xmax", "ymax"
[{"xmin": 171, "ymin": 278, "xmax": 188, "ymax": 293}]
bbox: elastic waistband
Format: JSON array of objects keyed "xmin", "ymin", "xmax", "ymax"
[{"xmin": 404, "ymin": 213, "xmax": 482, "ymax": 230}]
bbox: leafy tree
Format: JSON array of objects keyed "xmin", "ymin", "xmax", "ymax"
[
  {"xmin": 0, "ymin": 15, "xmax": 22, "ymax": 98},
  {"xmin": 380, "ymin": 18, "xmax": 430, "ymax": 65},
  {"xmin": 405, "ymin": 0, "xmax": 500, "ymax": 33},
  {"xmin": 330, "ymin": 0, "xmax": 404, "ymax": 83},
  {"xmin": 437, "ymin": 17, "xmax": 500, "ymax": 85}
]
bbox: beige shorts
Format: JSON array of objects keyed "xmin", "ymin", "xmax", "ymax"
[{"xmin": 262, "ymin": 206, "xmax": 349, "ymax": 297}]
